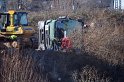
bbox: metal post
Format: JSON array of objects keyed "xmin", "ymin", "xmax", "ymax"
[
  {"xmin": 115, "ymin": 0, "xmax": 118, "ymax": 9},
  {"xmin": 114, "ymin": 0, "xmax": 121, "ymax": 10}
]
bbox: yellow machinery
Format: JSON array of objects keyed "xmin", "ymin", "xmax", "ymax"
[{"xmin": 0, "ymin": 10, "xmax": 36, "ymax": 49}]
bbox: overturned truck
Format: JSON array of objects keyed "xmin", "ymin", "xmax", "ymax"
[{"xmin": 38, "ymin": 16, "xmax": 84, "ymax": 51}]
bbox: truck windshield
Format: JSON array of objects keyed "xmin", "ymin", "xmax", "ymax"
[
  {"xmin": 14, "ymin": 12, "xmax": 28, "ymax": 26},
  {"xmin": 55, "ymin": 18, "xmax": 82, "ymax": 36}
]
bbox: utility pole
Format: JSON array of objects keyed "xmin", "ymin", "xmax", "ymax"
[{"xmin": 114, "ymin": 0, "xmax": 121, "ymax": 10}]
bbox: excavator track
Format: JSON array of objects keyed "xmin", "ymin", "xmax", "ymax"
[
  {"xmin": 0, "ymin": 32, "xmax": 38, "ymax": 50},
  {"xmin": 0, "ymin": 39, "xmax": 19, "ymax": 49}
]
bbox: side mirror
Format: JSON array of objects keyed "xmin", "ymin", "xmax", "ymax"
[{"xmin": 77, "ymin": 19, "xmax": 84, "ymax": 26}]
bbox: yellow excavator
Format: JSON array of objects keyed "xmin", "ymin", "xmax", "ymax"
[{"xmin": 0, "ymin": 10, "xmax": 36, "ymax": 49}]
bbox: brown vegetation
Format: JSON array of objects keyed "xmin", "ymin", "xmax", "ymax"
[
  {"xmin": 0, "ymin": 47, "xmax": 123, "ymax": 82},
  {"xmin": 0, "ymin": 49, "xmax": 48, "ymax": 82},
  {"xmin": 0, "ymin": 49, "xmax": 111, "ymax": 82},
  {"xmin": 83, "ymin": 9, "xmax": 124, "ymax": 65}
]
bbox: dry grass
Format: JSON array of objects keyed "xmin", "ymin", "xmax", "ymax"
[
  {"xmin": 0, "ymin": 49, "xmax": 48, "ymax": 82},
  {"xmin": 0, "ymin": 48, "xmax": 123, "ymax": 82},
  {"xmin": 83, "ymin": 9, "xmax": 124, "ymax": 65}
]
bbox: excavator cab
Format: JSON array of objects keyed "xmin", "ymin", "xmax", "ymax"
[
  {"xmin": 14, "ymin": 12, "xmax": 28, "ymax": 26},
  {"xmin": 0, "ymin": 10, "xmax": 24, "ymax": 34},
  {"xmin": 0, "ymin": 10, "xmax": 36, "ymax": 49},
  {"xmin": 0, "ymin": 10, "xmax": 35, "ymax": 36}
]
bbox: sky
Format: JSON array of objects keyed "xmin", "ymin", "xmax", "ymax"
[{"xmin": 122, "ymin": 0, "xmax": 124, "ymax": 9}]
